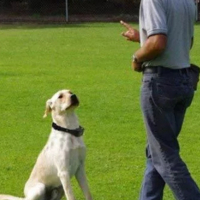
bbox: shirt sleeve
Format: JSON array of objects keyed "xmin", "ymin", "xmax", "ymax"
[{"xmin": 143, "ymin": 0, "xmax": 168, "ymax": 37}]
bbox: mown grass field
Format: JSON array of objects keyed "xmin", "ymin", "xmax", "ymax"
[{"xmin": 0, "ymin": 22, "xmax": 200, "ymax": 200}]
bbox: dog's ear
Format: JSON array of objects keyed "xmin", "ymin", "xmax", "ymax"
[{"xmin": 43, "ymin": 99, "xmax": 53, "ymax": 118}]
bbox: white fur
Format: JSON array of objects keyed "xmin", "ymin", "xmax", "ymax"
[{"xmin": 0, "ymin": 89, "xmax": 92, "ymax": 200}]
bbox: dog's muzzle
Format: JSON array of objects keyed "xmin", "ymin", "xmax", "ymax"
[{"xmin": 71, "ymin": 94, "xmax": 79, "ymax": 106}]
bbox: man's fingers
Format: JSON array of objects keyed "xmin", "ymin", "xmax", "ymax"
[
  {"xmin": 120, "ymin": 20, "xmax": 132, "ymax": 30},
  {"xmin": 121, "ymin": 32, "xmax": 130, "ymax": 40},
  {"xmin": 121, "ymin": 31, "xmax": 126, "ymax": 37},
  {"xmin": 121, "ymin": 30, "xmax": 133, "ymax": 38}
]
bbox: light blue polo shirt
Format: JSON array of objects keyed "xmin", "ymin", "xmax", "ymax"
[{"xmin": 139, "ymin": 0, "xmax": 196, "ymax": 69}]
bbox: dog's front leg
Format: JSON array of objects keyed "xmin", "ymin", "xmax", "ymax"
[
  {"xmin": 58, "ymin": 171, "xmax": 75, "ymax": 200},
  {"xmin": 75, "ymin": 164, "xmax": 93, "ymax": 200}
]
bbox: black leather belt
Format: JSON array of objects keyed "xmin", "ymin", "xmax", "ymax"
[{"xmin": 143, "ymin": 66, "xmax": 189, "ymax": 74}]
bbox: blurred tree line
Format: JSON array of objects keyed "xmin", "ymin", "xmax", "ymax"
[{"xmin": 0, "ymin": 0, "xmax": 140, "ymax": 14}]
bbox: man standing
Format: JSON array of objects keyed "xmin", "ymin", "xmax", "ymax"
[{"xmin": 121, "ymin": 0, "xmax": 200, "ymax": 199}]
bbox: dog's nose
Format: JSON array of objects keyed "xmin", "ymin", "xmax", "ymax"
[{"xmin": 71, "ymin": 94, "xmax": 79, "ymax": 106}]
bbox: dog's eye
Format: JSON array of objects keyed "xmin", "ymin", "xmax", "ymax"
[{"xmin": 58, "ymin": 94, "xmax": 63, "ymax": 99}]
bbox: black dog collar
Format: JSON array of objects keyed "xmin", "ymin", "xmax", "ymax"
[{"xmin": 52, "ymin": 122, "xmax": 84, "ymax": 137}]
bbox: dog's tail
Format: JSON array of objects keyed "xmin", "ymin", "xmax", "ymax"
[{"xmin": 0, "ymin": 195, "xmax": 24, "ymax": 200}]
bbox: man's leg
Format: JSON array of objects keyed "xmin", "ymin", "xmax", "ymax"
[
  {"xmin": 140, "ymin": 73, "xmax": 200, "ymax": 200},
  {"xmin": 140, "ymin": 146, "xmax": 165, "ymax": 200}
]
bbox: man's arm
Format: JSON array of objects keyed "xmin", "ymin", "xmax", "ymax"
[
  {"xmin": 120, "ymin": 21, "xmax": 167, "ymax": 71},
  {"xmin": 132, "ymin": 34, "xmax": 167, "ymax": 71},
  {"xmin": 134, "ymin": 34, "xmax": 167, "ymax": 63}
]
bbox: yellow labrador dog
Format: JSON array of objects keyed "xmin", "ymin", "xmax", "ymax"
[{"xmin": 0, "ymin": 90, "xmax": 92, "ymax": 200}]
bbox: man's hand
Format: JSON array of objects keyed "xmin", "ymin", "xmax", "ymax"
[
  {"xmin": 120, "ymin": 20, "xmax": 140, "ymax": 42},
  {"xmin": 132, "ymin": 61, "xmax": 143, "ymax": 72}
]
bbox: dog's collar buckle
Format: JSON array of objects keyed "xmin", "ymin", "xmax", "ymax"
[{"xmin": 52, "ymin": 122, "xmax": 84, "ymax": 137}]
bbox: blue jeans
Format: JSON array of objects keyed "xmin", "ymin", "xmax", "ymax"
[{"xmin": 139, "ymin": 68, "xmax": 200, "ymax": 200}]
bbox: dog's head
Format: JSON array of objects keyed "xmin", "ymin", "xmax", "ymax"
[{"xmin": 43, "ymin": 89, "xmax": 79, "ymax": 118}]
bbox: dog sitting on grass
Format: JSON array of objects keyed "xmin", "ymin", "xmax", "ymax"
[{"xmin": 0, "ymin": 89, "xmax": 93, "ymax": 200}]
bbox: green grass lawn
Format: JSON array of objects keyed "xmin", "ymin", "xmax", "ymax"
[{"xmin": 0, "ymin": 22, "xmax": 200, "ymax": 200}]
